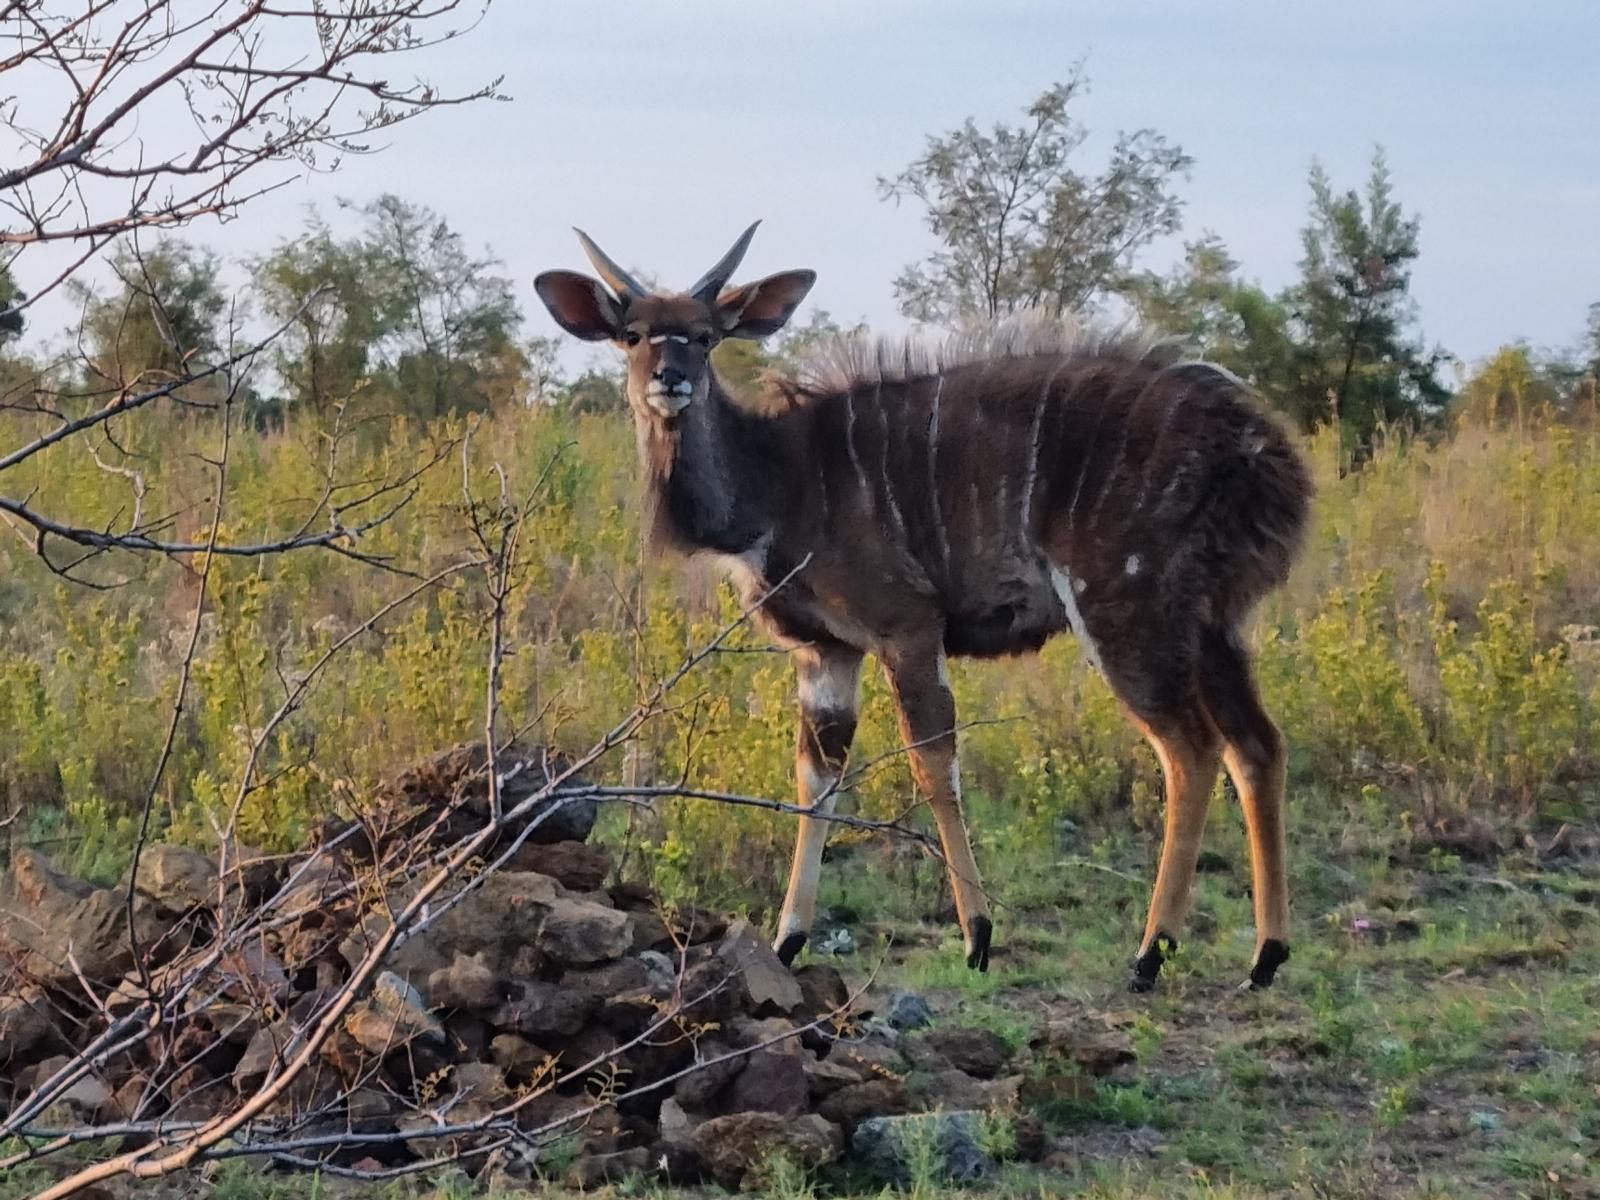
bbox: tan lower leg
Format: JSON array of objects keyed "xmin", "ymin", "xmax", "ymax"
[
  {"xmin": 1138, "ymin": 723, "xmax": 1222, "ymax": 954},
  {"xmin": 1225, "ymin": 740, "xmax": 1289, "ymax": 952},
  {"xmin": 775, "ymin": 760, "xmax": 839, "ymax": 952},
  {"xmin": 915, "ymin": 751, "xmax": 990, "ymax": 952}
]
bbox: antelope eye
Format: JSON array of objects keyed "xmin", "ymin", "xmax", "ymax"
[
  {"xmin": 694, "ymin": 332, "xmax": 712, "ymax": 348},
  {"xmin": 623, "ymin": 331, "xmax": 642, "ymax": 347}
]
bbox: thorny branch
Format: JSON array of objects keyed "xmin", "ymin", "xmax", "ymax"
[{"xmin": 1, "ymin": 1, "xmax": 505, "ymax": 310}]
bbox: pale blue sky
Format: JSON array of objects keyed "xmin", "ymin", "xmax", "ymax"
[{"xmin": 26, "ymin": 1, "xmax": 1600, "ymax": 371}]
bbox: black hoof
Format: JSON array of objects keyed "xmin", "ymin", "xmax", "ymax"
[
  {"xmin": 965, "ymin": 916, "xmax": 992, "ymax": 972},
  {"xmin": 775, "ymin": 931, "xmax": 807, "ymax": 968},
  {"xmin": 1129, "ymin": 933, "xmax": 1175, "ymax": 994},
  {"xmin": 1242, "ymin": 938, "xmax": 1290, "ymax": 991}
]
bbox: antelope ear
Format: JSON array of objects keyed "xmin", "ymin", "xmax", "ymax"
[
  {"xmin": 715, "ymin": 270, "xmax": 816, "ymax": 340},
  {"xmin": 534, "ymin": 270, "xmax": 625, "ymax": 341}
]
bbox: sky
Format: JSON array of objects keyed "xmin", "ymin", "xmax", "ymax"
[{"xmin": 13, "ymin": 0, "xmax": 1600, "ymax": 375}]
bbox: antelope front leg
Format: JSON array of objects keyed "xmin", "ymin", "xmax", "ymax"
[
  {"xmin": 774, "ymin": 644, "xmax": 864, "ymax": 967},
  {"xmin": 883, "ymin": 646, "xmax": 992, "ymax": 971}
]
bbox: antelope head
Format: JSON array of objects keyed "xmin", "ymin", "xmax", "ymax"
[{"xmin": 534, "ymin": 222, "xmax": 816, "ymax": 420}]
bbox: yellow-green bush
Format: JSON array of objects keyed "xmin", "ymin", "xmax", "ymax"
[{"xmin": 1, "ymin": 400, "xmax": 1595, "ymax": 899}]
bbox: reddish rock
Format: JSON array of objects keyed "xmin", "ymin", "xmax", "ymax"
[
  {"xmin": 692, "ymin": 1111, "xmax": 844, "ymax": 1190},
  {"xmin": 818, "ymin": 1077, "xmax": 911, "ymax": 1130},
  {"xmin": 725, "ymin": 1049, "xmax": 808, "ymax": 1116}
]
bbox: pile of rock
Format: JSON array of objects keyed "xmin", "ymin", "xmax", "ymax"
[{"xmin": 0, "ymin": 742, "xmax": 1111, "ymax": 1190}]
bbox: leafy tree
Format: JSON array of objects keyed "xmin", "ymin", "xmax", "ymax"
[
  {"xmin": 1455, "ymin": 344, "xmax": 1570, "ymax": 431},
  {"xmin": 72, "ymin": 241, "xmax": 227, "ymax": 395},
  {"xmin": 1284, "ymin": 149, "xmax": 1449, "ymax": 442},
  {"xmin": 879, "ymin": 69, "xmax": 1191, "ymax": 323},
  {"xmin": 0, "ymin": 264, "xmax": 24, "ymax": 344},
  {"xmin": 557, "ymin": 368, "xmax": 627, "ymax": 414},
  {"xmin": 253, "ymin": 216, "xmax": 387, "ymax": 416},
  {"xmin": 353, "ymin": 194, "xmax": 525, "ymax": 420},
  {"xmin": 1125, "ymin": 235, "xmax": 1310, "ymax": 423}
]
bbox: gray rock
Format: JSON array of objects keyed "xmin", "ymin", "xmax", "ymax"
[
  {"xmin": 884, "ymin": 990, "xmax": 933, "ymax": 1031},
  {"xmin": 125, "ymin": 843, "xmax": 217, "ymax": 912},
  {"xmin": 851, "ymin": 1110, "xmax": 992, "ymax": 1187},
  {"xmin": 715, "ymin": 919, "xmax": 802, "ymax": 1016}
]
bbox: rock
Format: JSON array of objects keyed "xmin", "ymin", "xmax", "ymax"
[
  {"xmin": 818, "ymin": 1077, "xmax": 910, "ymax": 1130},
  {"xmin": 328, "ymin": 741, "xmax": 596, "ymax": 861},
  {"xmin": 914, "ymin": 1025, "xmax": 1009, "ymax": 1079},
  {"xmin": 426, "ymin": 952, "xmax": 501, "ymax": 1011},
  {"xmin": 343, "ymin": 971, "xmax": 445, "ymax": 1054},
  {"xmin": 793, "ymin": 964, "xmax": 849, "ymax": 1019},
  {"xmin": 563, "ymin": 1146, "xmax": 650, "ymax": 1190},
  {"xmin": 0, "ymin": 989, "xmax": 55, "ymax": 1064},
  {"xmin": 0, "ymin": 848, "xmax": 175, "ymax": 986},
  {"xmin": 509, "ymin": 840, "xmax": 610, "ymax": 892},
  {"xmin": 802, "ymin": 1051, "xmax": 866, "ymax": 1099},
  {"xmin": 216, "ymin": 936, "xmax": 290, "ymax": 1007},
  {"xmin": 658, "ymin": 1096, "xmax": 700, "ymax": 1143},
  {"xmin": 125, "ymin": 844, "xmax": 217, "ymax": 912},
  {"xmin": 852, "ymin": 1111, "xmax": 991, "ymax": 1187},
  {"xmin": 339, "ymin": 870, "xmax": 630, "ymax": 988},
  {"xmin": 909, "ymin": 1067, "xmax": 1021, "ymax": 1112},
  {"xmin": 539, "ymin": 895, "xmax": 634, "ymax": 966},
  {"xmin": 490, "ymin": 1033, "xmax": 551, "ymax": 1083},
  {"xmin": 692, "ymin": 1111, "xmax": 844, "ymax": 1190},
  {"xmin": 673, "ymin": 1038, "xmax": 745, "ymax": 1109},
  {"xmin": 715, "ymin": 920, "xmax": 802, "ymax": 1016},
  {"xmin": 488, "ymin": 980, "xmax": 594, "ymax": 1039},
  {"xmin": 1031, "ymin": 1022, "xmax": 1136, "ymax": 1077},
  {"xmin": 234, "ymin": 1019, "xmax": 295, "ymax": 1087},
  {"xmin": 22, "ymin": 1056, "xmax": 112, "ymax": 1121},
  {"xmin": 725, "ymin": 1049, "xmax": 808, "ymax": 1116},
  {"xmin": 884, "ymin": 990, "xmax": 934, "ymax": 1031}
]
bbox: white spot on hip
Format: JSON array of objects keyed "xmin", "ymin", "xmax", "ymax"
[{"xmin": 1125, "ymin": 554, "xmax": 1141, "ymax": 577}]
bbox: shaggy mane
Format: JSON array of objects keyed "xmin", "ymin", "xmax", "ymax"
[{"xmin": 772, "ymin": 310, "xmax": 1185, "ymax": 400}]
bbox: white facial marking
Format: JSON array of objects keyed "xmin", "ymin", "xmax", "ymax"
[
  {"xmin": 649, "ymin": 334, "xmax": 667, "ymax": 345},
  {"xmin": 1051, "ymin": 566, "xmax": 1104, "ymax": 674},
  {"xmin": 1125, "ymin": 554, "xmax": 1141, "ymax": 577},
  {"xmin": 642, "ymin": 377, "xmax": 693, "ymax": 416}
]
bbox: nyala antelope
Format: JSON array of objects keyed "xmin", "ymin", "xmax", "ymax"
[{"xmin": 534, "ymin": 223, "xmax": 1311, "ymax": 991}]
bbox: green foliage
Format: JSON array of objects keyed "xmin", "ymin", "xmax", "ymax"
[
  {"xmin": 69, "ymin": 239, "xmax": 229, "ymax": 400},
  {"xmin": 1286, "ymin": 148, "xmax": 1450, "ymax": 442},
  {"xmin": 878, "ymin": 67, "xmax": 1191, "ymax": 322},
  {"xmin": 252, "ymin": 196, "xmax": 526, "ymax": 424},
  {"xmin": 2, "ymin": 390, "xmax": 1597, "ymax": 897}
]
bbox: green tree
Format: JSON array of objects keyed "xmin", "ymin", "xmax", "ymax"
[
  {"xmin": 1284, "ymin": 149, "xmax": 1449, "ymax": 443},
  {"xmin": 253, "ymin": 215, "xmax": 387, "ymax": 416},
  {"xmin": 879, "ymin": 69, "xmax": 1191, "ymax": 323},
  {"xmin": 0, "ymin": 264, "xmax": 24, "ymax": 344},
  {"xmin": 1125, "ymin": 234, "xmax": 1308, "ymax": 423},
  {"xmin": 1455, "ymin": 345, "xmax": 1567, "ymax": 431},
  {"xmin": 353, "ymin": 194, "xmax": 525, "ymax": 420},
  {"xmin": 72, "ymin": 241, "xmax": 226, "ymax": 396}
]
